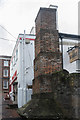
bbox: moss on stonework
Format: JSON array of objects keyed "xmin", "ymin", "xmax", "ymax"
[
  {"xmin": 17, "ymin": 70, "xmax": 80, "ymax": 119},
  {"xmin": 17, "ymin": 94, "xmax": 72, "ymax": 119}
]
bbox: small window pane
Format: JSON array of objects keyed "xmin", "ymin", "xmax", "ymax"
[
  {"xmin": 4, "ymin": 61, "xmax": 8, "ymax": 66},
  {"xmin": 3, "ymin": 81, "xmax": 8, "ymax": 89},
  {"xmin": 3, "ymin": 70, "xmax": 8, "ymax": 77}
]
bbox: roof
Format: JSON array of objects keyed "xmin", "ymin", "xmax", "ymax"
[
  {"xmin": 59, "ymin": 33, "xmax": 80, "ymax": 40},
  {"xmin": 0, "ymin": 55, "xmax": 11, "ymax": 60}
]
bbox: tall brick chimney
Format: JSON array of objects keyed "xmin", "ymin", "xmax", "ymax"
[
  {"xmin": 18, "ymin": 7, "xmax": 77, "ymax": 119},
  {"xmin": 33, "ymin": 7, "xmax": 62, "ymax": 94}
]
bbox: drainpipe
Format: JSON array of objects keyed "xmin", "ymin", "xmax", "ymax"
[{"xmin": 60, "ymin": 37, "xmax": 63, "ymax": 69}]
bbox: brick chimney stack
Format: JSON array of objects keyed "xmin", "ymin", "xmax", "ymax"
[{"xmin": 33, "ymin": 7, "xmax": 62, "ymax": 94}]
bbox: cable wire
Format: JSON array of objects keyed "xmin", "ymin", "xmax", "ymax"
[
  {"xmin": 0, "ymin": 37, "xmax": 16, "ymax": 42},
  {"xmin": 0, "ymin": 25, "xmax": 16, "ymax": 40}
]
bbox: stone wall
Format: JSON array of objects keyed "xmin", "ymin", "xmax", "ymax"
[
  {"xmin": 69, "ymin": 73, "xmax": 80, "ymax": 118},
  {"xmin": 33, "ymin": 70, "xmax": 80, "ymax": 119},
  {"xmin": 18, "ymin": 69, "xmax": 80, "ymax": 119}
]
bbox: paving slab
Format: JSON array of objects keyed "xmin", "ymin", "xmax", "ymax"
[{"xmin": 2, "ymin": 92, "xmax": 23, "ymax": 120}]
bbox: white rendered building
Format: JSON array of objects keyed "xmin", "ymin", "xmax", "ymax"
[{"xmin": 9, "ymin": 33, "xmax": 35, "ymax": 108}]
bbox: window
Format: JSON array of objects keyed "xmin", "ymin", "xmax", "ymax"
[
  {"xmin": 4, "ymin": 61, "xmax": 8, "ymax": 66},
  {"xmin": 3, "ymin": 80, "xmax": 8, "ymax": 89},
  {"xmin": 3, "ymin": 69, "xmax": 8, "ymax": 77}
]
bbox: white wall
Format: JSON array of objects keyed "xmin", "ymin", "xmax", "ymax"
[{"xmin": 10, "ymin": 34, "xmax": 35, "ymax": 108}]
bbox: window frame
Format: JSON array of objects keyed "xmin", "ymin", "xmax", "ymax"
[
  {"xmin": 3, "ymin": 80, "xmax": 8, "ymax": 89},
  {"xmin": 4, "ymin": 61, "xmax": 9, "ymax": 67},
  {"xmin": 3, "ymin": 69, "xmax": 8, "ymax": 77}
]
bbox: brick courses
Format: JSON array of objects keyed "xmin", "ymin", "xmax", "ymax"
[
  {"xmin": 0, "ymin": 56, "xmax": 11, "ymax": 93},
  {"xmin": 2, "ymin": 59, "xmax": 10, "ymax": 92},
  {"xmin": 18, "ymin": 7, "xmax": 80, "ymax": 119},
  {"xmin": 35, "ymin": 8, "xmax": 56, "ymax": 35},
  {"xmin": 35, "ymin": 29, "xmax": 60, "ymax": 57},
  {"xmin": 33, "ymin": 7, "xmax": 62, "ymax": 94},
  {"xmin": 34, "ymin": 52, "xmax": 62, "ymax": 78}
]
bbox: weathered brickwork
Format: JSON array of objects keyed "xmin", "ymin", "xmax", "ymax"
[
  {"xmin": 35, "ymin": 8, "xmax": 56, "ymax": 35},
  {"xmin": 34, "ymin": 52, "xmax": 62, "ymax": 78},
  {"xmin": 33, "ymin": 70, "xmax": 80, "ymax": 118},
  {"xmin": 2, "ymin": 59, "xmax": 10, "ymax": 92},
  {"xmin": 0, "ymin": 56, "xmax": 11, "ymax": 93},
  {"xmin": 33, "ymin": 8, "xmax": 62, "ymax": 94},
  {"xmin": 69, "ymin": 73, "xmax": 80, "ymax": 118},
  {"xmin": 33, "ymin": 75, "xmax": 52, "ymax": 94},
  {"xmin": 18, "ymin": 7, "xmax": 80, "ymax": 119},
  {"xmin": 18, "ymin": 7, "xmax": 80, "ymax": 120},
  {"xmin": 35, "ymin": 29, "xmax": 60, "ymax": 57}
]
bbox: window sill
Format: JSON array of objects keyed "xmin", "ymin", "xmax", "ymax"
[
  {"xmin": 3, "ymin": 76, "xmax": 9, "ymax": 78},
  {"xmin": 3, "ymin": 88, "xmax": 8, "ymax": 89}
]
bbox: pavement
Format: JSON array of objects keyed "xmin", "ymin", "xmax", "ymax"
[{"xmin": 1, "ymin": 92, "xmax": 26, "ymax": 120}]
